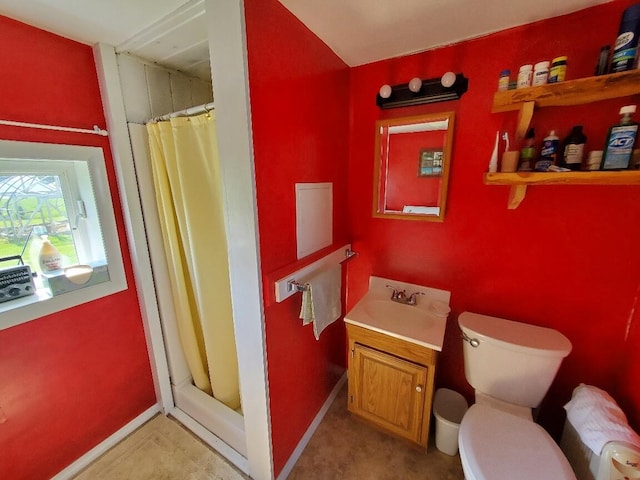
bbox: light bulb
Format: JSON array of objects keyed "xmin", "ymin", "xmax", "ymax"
[
  {"xmin": 408, "ymin": 77, "xmax": 422, "ymax": 93},
  {"xmin": 441, "ymin": 71, "xmax": 456, "ymax": 88},
  {"xmin": 379, "ymin": 84, "xmax": 392, "ymax": 99}
]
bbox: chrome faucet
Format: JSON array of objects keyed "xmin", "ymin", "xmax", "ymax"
[{"xmin": 386, "ymin": 285, "xmax": 425, "ymax": 306}]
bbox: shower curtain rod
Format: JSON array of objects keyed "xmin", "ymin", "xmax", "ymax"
[
  {"xmin": 149, "ymin": 102, "xmax": 215, "ymax": 123},
  {"xmin": 0, "ymin": 119, "xmax": 109, "ymax": 136}
]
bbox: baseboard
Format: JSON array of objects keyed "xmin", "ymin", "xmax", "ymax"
[
  {"xmin": 51, "ymin": 404, "xmax": 161, "ymax": 480},
  {"xmin": 277, "ymin": 372, "xmax": 347, "ymax": 480}
]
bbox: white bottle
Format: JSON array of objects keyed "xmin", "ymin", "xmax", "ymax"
[
  {"xmin": 532, "ymin": 61, "xmax": 550, "ymax": 86},
  {"xmin": 38, "ymin": 235, "xmax": 62, "ymax": 272},
  {"xmin": 517, "ymin": 64, "xmax": 533, "ymax": 89}
]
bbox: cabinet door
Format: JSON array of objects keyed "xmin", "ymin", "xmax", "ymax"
[{"xmin": 349, "ymin": 343, "xmax": 428, "ymax": 444}]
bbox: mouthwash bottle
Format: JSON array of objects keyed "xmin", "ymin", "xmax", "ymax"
[{"xmin": 601, "ymin": 105, "xmax": 638, "ymax": 170}]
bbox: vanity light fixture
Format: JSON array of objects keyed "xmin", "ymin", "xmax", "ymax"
[{"xmin": 376, "ymin": 72, "xmax": 469, "ymax": 109}]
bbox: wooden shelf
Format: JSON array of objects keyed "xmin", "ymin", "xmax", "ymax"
[
  {"xmin": 492, "ymin": 70, "xmax": 640, "ymax": 140},
  {"xmin": 484, "ymin": 171, "xmax": 640, "ymax": 209},
  {"xmin": 489, "ymin": 70, "xmax": 640, "ymax": 209}
]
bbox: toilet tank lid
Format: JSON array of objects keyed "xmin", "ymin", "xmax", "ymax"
[{"xmin": 459, "ymin": 312, "xmax": 572, "ymax": 358}]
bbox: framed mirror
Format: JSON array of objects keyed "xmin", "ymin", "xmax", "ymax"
[{"xmin": 373, "ymin": 111, "xmax": 455, "ymax": 222}]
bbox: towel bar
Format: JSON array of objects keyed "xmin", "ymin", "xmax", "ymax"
[
  {"xmin": 287, "ymin": 280, "xmax": 309, "ymax": 293},
  {"xmin": 273, "ymin": 244, "xmax": 357, "ymax": 302}
]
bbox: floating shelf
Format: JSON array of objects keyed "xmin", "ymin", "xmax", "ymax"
[
  {"xmin": 492, "ymin": 69, "xmax": 640, "ymax": 140},
  {"xmin": 484, "ymin": 171, "xmax": 640, "ymax": 209}
]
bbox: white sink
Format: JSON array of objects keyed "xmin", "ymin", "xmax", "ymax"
[
  {"xmin": 365, "ymin": 300, "xmax": 431, "ymax": 325},
  {"xmin": 344, "ymin": 276, "xmax": 451, "ymax": 351}
]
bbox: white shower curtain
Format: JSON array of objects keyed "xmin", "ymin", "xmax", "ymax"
[{"xmin": 146, "ymin": 112, "xmax": 240, "ymax": 410}]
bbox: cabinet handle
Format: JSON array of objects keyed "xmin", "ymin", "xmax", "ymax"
[{"xmin": 416, "ymin": 385, "xmax": 423, "ymax": 393}]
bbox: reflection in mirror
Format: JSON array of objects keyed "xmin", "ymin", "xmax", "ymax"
[{"xmin": 373, "ymin": 112, "xmax": 455, "ymax": 222}]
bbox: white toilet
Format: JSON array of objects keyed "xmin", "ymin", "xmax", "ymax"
[{"xmin": 457, "ymin": 311, "xmax": 576, "ymax": 480}]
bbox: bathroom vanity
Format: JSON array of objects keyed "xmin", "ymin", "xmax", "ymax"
[{"xmin": 344, "ymin": 277, "xmax": 450, "ymax": 447}]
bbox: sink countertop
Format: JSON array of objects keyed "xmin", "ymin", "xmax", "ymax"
[{"xmin": 344, "ymin": 276, "xmax": 451, "ymax": 352}]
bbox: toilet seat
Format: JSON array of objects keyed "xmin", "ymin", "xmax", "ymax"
[{"xmin": 458, "ymin": 404, "xmax": 576, "ymax": 480}]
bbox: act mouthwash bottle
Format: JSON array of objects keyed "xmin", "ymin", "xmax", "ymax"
[{"xmin": 601, "ymin": 105, "xmax": 638, "ymax": 170}]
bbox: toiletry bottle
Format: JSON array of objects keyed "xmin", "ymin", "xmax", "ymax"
[
  {"xmin": 535, "ymin": 130, "xmax": 559, "ymax": 171},
  {"xmin": 498, "ymin": 70, "xmax": 510, "ymax": 91},
  {"xmin": 519, "ymin": 128, "xmax": 536, "ymax": 171},
  {"xmin": 549, "ymin": 57, "xmax": 567, "ymax": 83},
  {"xmin": 595, "ymin": 45, "xmax": 610, "ymax": 75},
  {"xmin": 532, "ymin": 61, "xmax": 550, "ymax": 86},
  {"xmin": 601, "ymin": 105, "xmax": 638, "ymax": 170},
  {"xmin": 517, "ymin": 64, "xmax": 533, "ymax": 89},
  {"xmin": 560, "ymin": 125, "xmax": 587, "ymax": 170},
  {"xmin": 611, "ymin": 4, "xmax": 640, "ymax": 72},
  {"xmin": 38, "ymin": 235, "xmax": 62, "ymax": 272}
]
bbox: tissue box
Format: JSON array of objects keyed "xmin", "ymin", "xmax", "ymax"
[{"xmin": 42, "ymin": 263, "xmax": 110, "ymax": 296}]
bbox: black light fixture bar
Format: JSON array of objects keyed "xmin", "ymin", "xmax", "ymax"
[{"xmin": 376, "ymin": 74, "xmax": 469, "ymax": 109}]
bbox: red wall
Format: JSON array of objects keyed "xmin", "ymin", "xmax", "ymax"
[
  {"xmin": 244, "ymin": 0, "xmax": 351, "ymax": 475},
  {"xmin": 348, "ymin": 0, "xmax": 640, "ymax": 438},
  {"xmin": 0, "ymin": 16, "xmax": 156, "ymax": 480}
]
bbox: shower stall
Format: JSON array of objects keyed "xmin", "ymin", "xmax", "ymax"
[{"xmin": 93, "ymin": 1, "xmax": 271, "ymax": 478}]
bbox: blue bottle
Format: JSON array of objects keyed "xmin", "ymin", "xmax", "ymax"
[
  {"xmin": 535, "ymin": 130, "xmax": 559, "ymax": 171},
  {"xmin": 611, "ymin": 3, "xmax": 640, "ymax": 72},
  {"xmin": 601, "ymin": 105, "xmax": 638, "ymax": 170}
]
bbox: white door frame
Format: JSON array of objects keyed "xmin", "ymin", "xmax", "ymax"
[{"xmin": 93, "ymin": 0, "xmax": 273, "ymax": 477}]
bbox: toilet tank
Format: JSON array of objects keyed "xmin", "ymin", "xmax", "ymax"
[{"xmin": 459, "ymin": 312, "xmax": 572, "ymax": 408}]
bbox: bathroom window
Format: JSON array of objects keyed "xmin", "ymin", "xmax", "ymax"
[{"xmin": 0, "ymin": 140, "xmax": 127, "ymax": 330}]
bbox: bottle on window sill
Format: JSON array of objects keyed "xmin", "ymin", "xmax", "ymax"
[{"xmin": 38, "ymin": 235, "xmax": 62, "ymax": 273}]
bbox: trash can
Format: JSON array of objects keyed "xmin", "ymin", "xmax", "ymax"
[{"xmin": 433, "ymin": 388, "xmax": 469, "ymax": 456}]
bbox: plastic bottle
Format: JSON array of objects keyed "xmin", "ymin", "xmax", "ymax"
[
  {"xmin": 611, "ymin": 4, "xmax": 640, "ymax": 73},
  {"xmin": 517, "ymin": 64, "xmax": 533, "ymax": 89},
  {"xmin": 595, "ymin": 45, "xmax": 610, "ymax": 75},
  {"xmin": 601, "ymin": 105, "xmax": 639, "ymax": 170},
  {"xmin": 532, "ymin": 61, "xmax": 550, "ymax": 86},
  {"xmin": 498, "ymin": 70, "xmax": 510, "ymax": 91},
  {"xmin": 560, "ymin": 126, "xmax": 587, "ymax": 170},
  {"xmin": 519, "ymin": 128, "xmax": 536, "ymax": 171},
  {"xmin": 535, "ymin": 130, "xmax": 559, "ymax": 171},
  {"xmin": 549, "ymin": 57, "xmax": 567, "ymax": 83},
  {"xmin": 38, "ymin": 235, "xmax": 62, "ymax": 272}
]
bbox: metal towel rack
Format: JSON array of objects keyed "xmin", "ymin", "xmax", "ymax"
[{"xmin": 273, "ymin": 245, "xmax": 357, "ymax": 303}]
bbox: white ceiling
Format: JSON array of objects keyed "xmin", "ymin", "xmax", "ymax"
[{"xmin": 0, "ymin": 0, "xmax": 613, "ymax": 77}]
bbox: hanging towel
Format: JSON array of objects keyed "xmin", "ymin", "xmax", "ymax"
[
  {"xmin": 298, "ymin": 263, "xmax": 342, "ymax": 340},
  {"xmin": 564, "ymin": 383, "xmax": 640, "ymax": 455}
]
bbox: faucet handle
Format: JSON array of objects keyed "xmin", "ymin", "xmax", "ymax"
[
  {"xmin": 407, "ymin": 291, "xmax": 425, "ymax": 305},
  {"xmin": 385, "ymin": 284, "xmax": 404, "ymax": 300}
]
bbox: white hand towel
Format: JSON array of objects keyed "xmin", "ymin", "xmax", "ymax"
[
  {"xmin": 298, "ymin": 263, "xmax": 342, "ymax": 340},
  {"xmin": 564, "ymin": 383, "xmax": 640, "ymax": 455}
]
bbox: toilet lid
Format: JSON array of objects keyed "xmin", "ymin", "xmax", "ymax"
[{"xmin": 458, "ymin": 404, "xmax": 576, "ymax": 480}]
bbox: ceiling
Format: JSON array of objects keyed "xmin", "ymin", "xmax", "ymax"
[{"xmin": 0, "ymin": 0, "xmax": 613, "ymax": 79}]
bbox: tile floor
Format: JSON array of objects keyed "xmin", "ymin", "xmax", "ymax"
[{"xmin": 74, "ymin": 384, "xmax": 465, "ymax": 479}]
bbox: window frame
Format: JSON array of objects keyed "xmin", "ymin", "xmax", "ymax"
[{"xmin": 0, "ymin": 140, "xmax": 127, "ymax": 330}]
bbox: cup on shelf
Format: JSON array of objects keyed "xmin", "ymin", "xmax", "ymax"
[{"xmin": 501, "ymin": 151, "xmax": 520, "ymax": 172}]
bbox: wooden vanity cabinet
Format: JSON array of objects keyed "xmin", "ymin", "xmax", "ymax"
[{"xmin": 346, "ymin": 322, "xmax": 437, "ymax": 447}]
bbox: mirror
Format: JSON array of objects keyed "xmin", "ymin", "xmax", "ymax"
[{"xmin": 373, "ymin": 111, "xmax": 455, "ymax": 222}]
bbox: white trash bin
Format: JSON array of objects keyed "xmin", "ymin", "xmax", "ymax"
[{"xmin": 433, "ymin": 388, "xmax": 469, "ymax": 456}]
